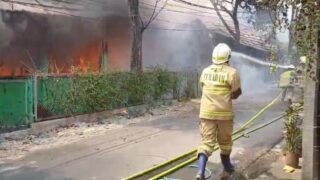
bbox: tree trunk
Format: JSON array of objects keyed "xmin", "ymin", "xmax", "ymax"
[
  {"xmin": 288, "ymin": 6, "xmax": 295, "ymax": 51},
  {"xmin": 210, "ymin": 0, "xmax": 241, "ymax": 45},
  {"xmin": 232, "ymin": 13, "xmax": 240, "ymax": 44},
  {"xmin": 233, "ymin": 0, "xmax": 241, "ymax": 44},
  {"xmin": 128, "ymin": 0, "xmax": 143, "ymax": 73}
]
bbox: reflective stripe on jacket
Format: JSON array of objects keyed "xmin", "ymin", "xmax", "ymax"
[
  {"xmin": 279, "ymin": 70, "xmax": 295, "ymax": 88},
  {"xmin": 199, "ymin": 64, "xmax": 241, "ymax": 120}
]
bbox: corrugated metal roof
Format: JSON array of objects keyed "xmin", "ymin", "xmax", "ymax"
[
  {"xmin": 142, "ymin": 0, "xmax": 272, "ymax": 51},
  {"xmin": 0, "ymin": 0, "xmax": 129, "ymax": 18},
  {"xmin": 0, "ymin": 0, "xmax": 271, "ymax": 51}
]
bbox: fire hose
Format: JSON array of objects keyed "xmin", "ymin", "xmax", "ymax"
[{"xmin": 122, "ymin": 92, "xmax": 283, "ymax": 180}]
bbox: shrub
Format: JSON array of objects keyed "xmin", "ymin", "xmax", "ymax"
[
  {"xmin": 284, "ymin": 103, "xmax": 303, "ymax": 153},
  {"xmin": 38, "ymin": 68, "xmax": 184, "ymax": 117}
]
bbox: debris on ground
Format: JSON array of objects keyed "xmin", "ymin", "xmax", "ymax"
[
  {"xmin": 0, "ymin": 101, "xmax": 197, "ymax": 161},
  {"xmin": 245, "ymin": 140, "xmax": 302, "ymax": 180},
  {"xmin": 283, "ymin": 165, "xmax": 295, "ymax": 173}
]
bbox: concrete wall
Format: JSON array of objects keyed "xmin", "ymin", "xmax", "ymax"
[{"xmin": 0, "ymin": 0, "xmax": 269, "ymax": 74}]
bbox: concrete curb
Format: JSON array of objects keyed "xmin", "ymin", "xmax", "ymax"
[
  {"xmin": 31, "ymin": 104, "xmax": 151, "ymax": 135},
  {"xmin": 0, "ymin": 129, "xmax": 31, "ymax": 141},
  {"xmin": 31, "ymin": 109, "xmax": 117, "ymax": 136},
  {"xmin": 239, "ymin": 138, "xmax": 284, "ymax": 179},
  {"xmin": 1, "ymin": 99, "xmax": 175, "ymax": 138}
]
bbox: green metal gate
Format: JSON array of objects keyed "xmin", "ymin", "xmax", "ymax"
[{"xmin": 0, "ymin": 79, "xmax": 34, "ymax": 129}]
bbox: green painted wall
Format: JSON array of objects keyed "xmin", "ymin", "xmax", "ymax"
[
  {"xmin": 0, "ymin": 71, "xmax": 199, "ymax": 128},
  {"xmin": 0, "ymin": 79, "xmax": 34, "ymax": 128}
]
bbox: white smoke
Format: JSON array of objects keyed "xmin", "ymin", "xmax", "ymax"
[{"xmin": 230, "ymin": 52, "xmax": 277, "ymax": 95}]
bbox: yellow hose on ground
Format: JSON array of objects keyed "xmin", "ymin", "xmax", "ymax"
[
  {"xmin": 122, "ymin": 92, "xmax": 283, "ymax": 180},
  {"xmin": 122, "ymin": 149, "xmax": 196, "ymax": 180},
  {"xmin": 234, "ymin": 92, "xmax": 282, "ymax": 134},
  {"xmin": 150, "ymin": 112, "xmax": 288, "ymax": 180}
]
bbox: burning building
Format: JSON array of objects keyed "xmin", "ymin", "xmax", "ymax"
[
  {"xmin": 0, "ymin": 0, "xmax": 272, "ymax": 77},
  {"xmin": 0, "ymin": 0, "xmax": 132, "ymax": 77},
  {"xmin": 0, "ymin": 0, "xmax": 274, "ymax": 129}
]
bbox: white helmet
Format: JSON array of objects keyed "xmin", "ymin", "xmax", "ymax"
[
  {"xmin": 212, "ymin": 43, "xmax": 232, "ymax": 64},
  {"xmin": 300, "ymin": 56, "xmax": 307, "ymax": 64}
]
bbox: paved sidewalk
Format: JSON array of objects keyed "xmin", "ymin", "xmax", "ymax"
[
  {"xmin": 249, "ymin": 141, "xmax": 302, "ymax": 180},
  {"xmin": 0, "ymin": 91, "xmax": 287, "ymax": 180}
]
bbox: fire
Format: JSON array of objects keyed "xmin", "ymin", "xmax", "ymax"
[
  {"xmin": 75, "ymin": 42, "xmax": 102, "ymax": 73},
  {"xmin": 0, "ymin": 59, "xmax": 31, "ymax": 77},
  {"xmin": 0, "ymin": 41, "xmax": 104, "ymax": 77},
  {"xmin": 0, "ymin": 67, "xmax": 14, "ymax": 77}
]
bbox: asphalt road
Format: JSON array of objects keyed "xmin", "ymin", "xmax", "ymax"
[{"xmin": 0, "ymin": 90, "xmax": 287, "ymax": 180}]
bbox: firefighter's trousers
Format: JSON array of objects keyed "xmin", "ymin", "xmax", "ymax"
[
  {"xmin": 281, "ymin": 86, "xmax": 294, "ymax": 102},
  {"xmin": 197, "ymin": 119, "xmax": 233, "ymax": 157}
]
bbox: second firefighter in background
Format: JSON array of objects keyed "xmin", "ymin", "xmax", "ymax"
[{"xmin": 196, "ymin": 43, "xmax": 242, "ymax": 180}]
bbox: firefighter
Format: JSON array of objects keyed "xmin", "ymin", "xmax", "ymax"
[
  {"xmin": 279, "ymin": 65, "xmax": 296, "ymax": 102},
  {"xmin": 196, "ymin": 43, "xmax": 242, "ymax": 180},
  {"xmin": 296, "ymin": 56, "xmax": 307, "ymax": 102},
  {"xmin": 296, "ymin": 56, "xmax": 307, "ymax": 86}
]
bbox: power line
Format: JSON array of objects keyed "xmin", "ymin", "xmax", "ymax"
[
  {"xmin": 140, "ymin": 2, "xmax": 240, "ymax": 27},
  {"xmin": 140, "ymin": 5, "xmax": 237, "ymax": 29},
  {"xmin": 1, "ymin": 0, "xmax": 228, "ymax": 22},
  {"xmin": 147, "ymin": 27, "xmax": 212, "ymax": 32},
  {"xmin": 142, "ymin": 2, "xmax": 258, "ymax": 31},
  {"xmin": 1, "ymin": 0, "xmax": 79, "ymax": 11},
  {"xmin": 148, "ymin": 16, "xmax": 238, "ymax": 32},
  {"xmin": 0, "ymin": 0, "xmax": 107, "ymax": 21},
  {"xmin": 140, "ymin": 1, "xmax": 222, "ymax": 18},
  {"xmin": 172, "ymin": 0, "xmax": 220, "ymax": 11},
  {"xmin": 140, "ymin": 4, "xmax": 228, "ymax": 21},
  {"xmin": 1, "ymin": 0, "xmax": 253, "ymax": 33}
]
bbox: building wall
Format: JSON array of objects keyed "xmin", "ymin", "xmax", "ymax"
[
  {"xmin": 0, "ymin": 0, "xmax": 269, "ymax": 75},
  {"xmin": 0, "ymin": 8, "xmax": 132, "ymax": 76},
  {"xmin": 0, "ymin": 0, "xmax": 132, "ymax": 75}
]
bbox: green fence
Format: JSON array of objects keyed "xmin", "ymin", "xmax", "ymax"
[
  {"xmin": 0, "ymin": 71, "xmax": 201, "ymax": 129},
  {"xmin": 36, "ymin": 72, "xmax": 178, "ymax": 119},
  {"xmin": 0, "ymin": 79, "xmax": 34, "ymax": 129}
]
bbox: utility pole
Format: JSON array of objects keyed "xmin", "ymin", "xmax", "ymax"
[
  {"xmin": 302, "ymin": 7, "xmax": 320, "ymax": 179},
  {"xmin": 316, "ymin": 25, "xmax": 320, "ymax": 180}
]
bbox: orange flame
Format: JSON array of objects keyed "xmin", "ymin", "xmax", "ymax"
[{"xmin": 0, "ymin": 41, "xmax": 103, "ymax": 77}]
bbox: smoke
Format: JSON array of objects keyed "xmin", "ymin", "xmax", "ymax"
[
  {"xmin": 141, "ymin": 0, "xmax": 216, "ymax": 72},
  {"xmin": 230, "ymin": 52, "xmax": 277, "ymax": 95},
  {"xmin": 0, "ymin": 10, "xmax": 100, "ymax": 71},
  {"xmin": 0, "ymin": 14, "xmax": 12, "ymax": 49},
  {"xmin": 143, "ymin": 19, "xmax": 213, "ymax": 71},
  {"xmin": 0, "ymin": 2, "xmax": 133, "ymax": 75},
  {"xmin": 140, "ymin": 0, "xmax": 286, "ymax": 96},
  {"xmin": 233, "ymin": 52, "xmax": 294, "ymax": 69}
]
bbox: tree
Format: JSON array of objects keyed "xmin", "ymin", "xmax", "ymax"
[
  {"xmin": 260, "ymin": 0, "xmax": 320, "ymax": 78},
  {"xmin": 209, "ymin": 0, "xmax": 257, "ymax": 44},
  {"xmin": 128, "ymin": 0, "xmax": 167, "ymax": 72},
  {"xmin": 260, "ymin": 1, "xmax": 320, "ymax": 179}
]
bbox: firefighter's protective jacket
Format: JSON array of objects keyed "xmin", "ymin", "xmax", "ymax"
[
  {"xmin": 279, "ymin": 70, "xmax": 295, "ymax": 88},
  {"xmin": 199, "ymin": 64, "xmax": 241, "ymax": 120}
]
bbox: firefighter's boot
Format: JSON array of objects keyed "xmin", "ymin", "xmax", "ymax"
[
  {"xmin": 196, "ymin": 153, "xmax": 208, "ymax": 180},
  {"xmin": 220, "ymin": 154, "xmax": 234, "ymax": 180}
]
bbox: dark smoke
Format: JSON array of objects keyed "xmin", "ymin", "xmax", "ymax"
[
  {"xmin": 0, "ymin": 0, "xmax": 132, "ymax": 74},
  {"xmin": 0, "ymin": 10, "xmax": 104, "ymax": 69}
]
